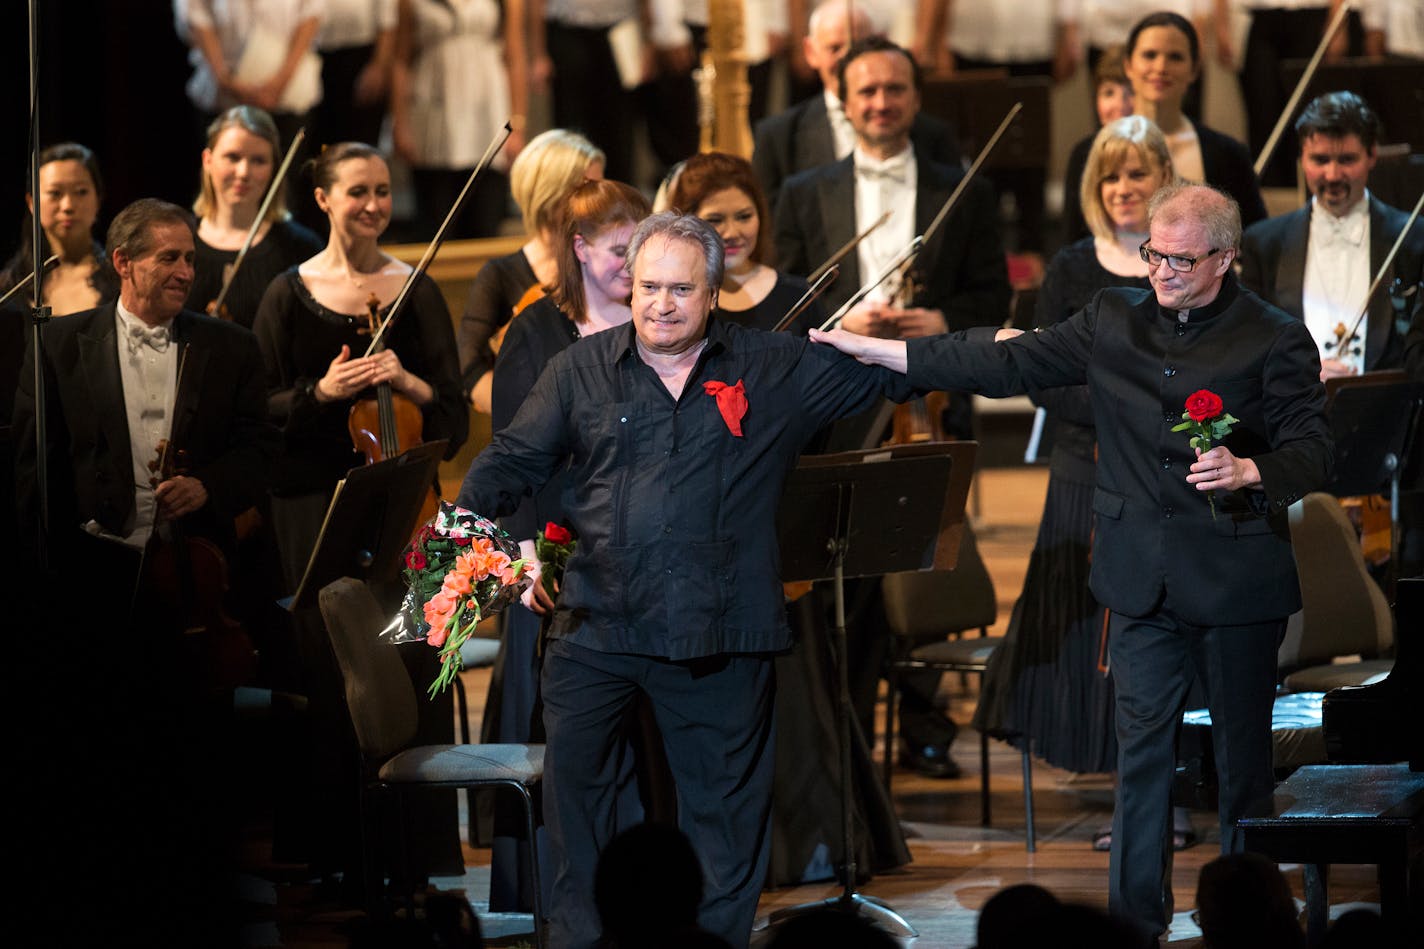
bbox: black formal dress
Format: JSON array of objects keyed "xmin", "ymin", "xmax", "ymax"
[
  {"xmin": 252, "ymin": 267, "xmax": 468, "ymax": 883},
  {"xmin": 186, "ymin": 218, "xmax": 323, "ymax": 330},
  {"xmin": 972, "ymin": 238, "xmax": 1148, "ymax": 773},
  {"xmin": 457, "ymin": 249, "xmax": 539, "ymax": 400},
  {"xmin": 714, "ymin": 270, "xmax": 819, "ymax": 332}
]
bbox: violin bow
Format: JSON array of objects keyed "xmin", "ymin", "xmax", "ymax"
[
  {"xmin": 1253, "ymin": 2, "xmax": 1353, "ymax": 178},
  {"xmin": 808, "ymin": 211, "xmax": 891, "ymax": 284},
  {"xmin": 0, "ymin": 254, "xmax": 57, "ymax": 308},
  {"xmin": 364, "ymin": 122, "xmax": 514, "ymax": 356},
  {"xmin": 1338, "ymin": 189, "xmax": 1423, "ymax": 354},
  {"xmin": 210, "ymin": 127, "xmax": 306, "ymax": 316},
  {"xmin": 773, "ymin": 264, "xmax": 839, "ymax": 332},
  {"xmin": 818, "ymin": 101, "xmax": 1022, "ymax": 331}
]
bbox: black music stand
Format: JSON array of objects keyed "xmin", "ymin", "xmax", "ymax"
[
  {"xmin": 761, "ymin": 442, "xmax": 974, "ymax": 939},
  {"xmin": 1324, "ymin": 372, "xmax": 1424, "ymax": 593},
  {"xmin": 287, "ymin": 440, "xmax": 448, "ymax": 611}
]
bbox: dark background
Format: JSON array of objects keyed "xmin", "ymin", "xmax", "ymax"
[{"xmin": 2, "ymin": 2, "xmax": 198, "ymax": 258}]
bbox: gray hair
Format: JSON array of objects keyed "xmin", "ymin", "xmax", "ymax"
[
  {"xmin": 626, "ymin": 211, "xmax": 725, "ymax": 290},
  {"xmin": 1147, "ymin": 183, "xmax": 1241, "ymax": 251}
]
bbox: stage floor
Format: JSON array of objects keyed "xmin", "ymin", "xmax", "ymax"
[{"xmin": 236, "ymin": 467, "xmax": 1382, "ymax": 948}]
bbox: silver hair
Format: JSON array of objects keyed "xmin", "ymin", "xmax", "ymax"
[
  {"xmin": 626, "ymin": 211, "xmax": 725, "ymax": 290},
  {"xmin": 1147, "ymin": 183, "xmax": 1242, "ymax": 251}
]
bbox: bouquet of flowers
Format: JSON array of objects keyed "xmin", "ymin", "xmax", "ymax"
[
  {"xmin": 534, "ymin": 521, "xmax": 576, "ymax": 599},
  {"xmin": 384, "ymin": 502, "xmax": 531, "ymax": 697},
  {"xmin": 1172, "ymin": 389, "xmax": 1237, "ymax": 520}
]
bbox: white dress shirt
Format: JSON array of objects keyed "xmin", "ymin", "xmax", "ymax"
[
  {"xmin": 175, "ymin": 0, "xmax": 327, "ymax": 111},
  {"xmin": 86, "ymin": 303, "xmax": 179, "ymax": 549},
  {"xmin": 853, "ymin": 144, "xmax": 918, "ymax": 305},
  {"xmin": 1302, "ymin": 193, "xmax": 1372, "ymax": 373}
]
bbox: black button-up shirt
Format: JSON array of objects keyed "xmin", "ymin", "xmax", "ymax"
[{"xmin": 458, "ymin": 317, "xmax": 915, "ymax": 659}]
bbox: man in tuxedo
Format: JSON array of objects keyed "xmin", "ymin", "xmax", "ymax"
[
  {"xmin": 773, "ymin": 35, "xmax": 1009, "ymax": 779},
  {"xmin": 752, "ymin": 0, "xmax": 958, "ymax": 210},
  {"xmin": 814, "ymin": 183, "xmax": 1333, "ymax": 939},
  {"xmin": 12, "ymin": 197, "xmax": 276, "ymax": 942},
  {"xmin": 1240, "ymin": 91, "xmax": 1423, "ymax": 379}
]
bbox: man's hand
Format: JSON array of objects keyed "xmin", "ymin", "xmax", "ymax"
[
  {"xmin": 155, "ymin": 475, "xmax": 209, "ymax": 520},
  {"xmin": 1318, "ymin": 357, "xmax": 1358, "ymax": 381},
  {"xmin": 1187, "ymin": 446, "xmax": 1261, "ymax": 493},
  {"xmin": 808, "ymin": 328, "xmax": 909, "ymax": 373},
  {"xmin": 995, "ymin": 328, "xmax": 1025, "ymax": 342},
  {"xmin": 518, "ymin": 539, "xmax": 556, "ymax": 615}
]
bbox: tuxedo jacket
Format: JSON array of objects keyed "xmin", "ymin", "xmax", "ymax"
[
  {"xmin": 1061, "ymin": 122, "xmax": 1269, "ymax": 241},
  {"xmin": 13, "ymin": 303, "xmax": 279, "ymax": 555},
  {"xmin": 752, "ymin": 94, "xmax": 959, "ymax": 211},
  {"xmin": 907, "ymin": 277, "xmax": 1332, "ymax": 625},
  {"xmin": 772, "ymin": 152, "xmax": 1010, "ymax": 331},
  {"xmin": 1239, "ymin": 196, "xmax": 1423, "ymax": 370}
]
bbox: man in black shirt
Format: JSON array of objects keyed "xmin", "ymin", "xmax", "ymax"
[{"xmin": 458, "ymin": 212, "xmax": 915, "ymax": 949}]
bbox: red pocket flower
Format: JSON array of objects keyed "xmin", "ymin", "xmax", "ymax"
[
  {"xmin": 703, "ymin": 378, "xmax": 748, "ymax": 437},
  {"xmin": 544, "ymin": 521, "xmax": 573, "ymax": 545}
]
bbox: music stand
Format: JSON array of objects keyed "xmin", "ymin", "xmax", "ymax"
[
  {"xmin": 762, "ymin": 442, "xmax": 975, "ymax": 938},
  {"xmin": 1323, "ymin": 372, "xmax": 1423, "ymax": 593},
  {"xmin": 287, "ymin": 440, "xmax": 448, "ymax": 611}
]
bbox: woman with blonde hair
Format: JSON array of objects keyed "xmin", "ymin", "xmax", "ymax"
[
  {"xmin": 457, "ymin": 128, "xmax": 605, "ymax": 411},
  {"xmin": 974, "ymin": 115, "xmax": 1182, "ymax": 848},
  {"xmin": 188, "ymin": 106, "xmax": 322, "ymax": 328}
]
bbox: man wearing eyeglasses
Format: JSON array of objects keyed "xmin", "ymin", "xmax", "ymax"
[{"xmin": 810, "ymin": 182, "xmax": 1333, "ymax": 941}]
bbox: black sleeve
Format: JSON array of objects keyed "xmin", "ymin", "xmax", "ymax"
[
  {"xmin": 252, "ymin": 274, "xmax": 339, "ymax": 436},
  {"xmin": 190, "ymin": 325, "xmax": 281, "ymax": 517},
  {"xmin": 940, "ymin": 177, "xmax": 1012, "ymax": 332},
  {"xmin": 1061, "ymin": 137, "xmax": 1090, "ymax": 243},
  {"xmin": 457, "ymin": 256, "xmax": 517, "ymax": 400},
  {"xmin": 1031, "ymin": 253, "xmax": 1094, "ymax": 426}
]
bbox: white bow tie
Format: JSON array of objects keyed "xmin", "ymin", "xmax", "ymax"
[
  {"xmin": 857, "ymin": 156, "xmax": 910, "ymax": 186},
  {"xmin": 128, "ymin": 323, "xmax": 170, "ymax": 353},
  {"xmin": 1314, "ymin": 209, "xmax": 1366, "ymax": 248}
]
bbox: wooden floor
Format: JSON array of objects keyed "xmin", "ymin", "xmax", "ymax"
[{"xmin": 237, "ymin": 467, "xmax": 1381, "ymax": 948}]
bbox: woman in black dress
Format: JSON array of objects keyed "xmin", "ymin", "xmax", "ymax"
[
  {"xmin": 188, "ymin": 106, "xmax": 322, "ymax": 328},
  {"xmin": 0, "ymin": 142, "xmax": 117, "ymax": 316},
  {"xmin": 1061, "ymin": 12, "xmax": 1266, "ymax": 241},
  {"xmin": 458, "ymin": 128, "xmax": 605, "ymax": 411},
  {"xmin": 252, "ymin": 141, "xmax": 468, "ymax": 882},
  {"xmin": 668, "ymin": 151, "xmax": 820, "ymax": 333},
  {"xmin": 485, "ymin": 177, "xmax": 652, "ymax": 911},
  {"xmin": 975, "ymin": 114, "xmax": 1177, "ymax": 842}
]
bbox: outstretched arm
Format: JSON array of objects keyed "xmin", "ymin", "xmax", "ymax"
[{"xmin": 809, "ymin": 327, "xmax": 908, "ymax": 373}]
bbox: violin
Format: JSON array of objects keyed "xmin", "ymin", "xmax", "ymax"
[
  {"xmin": 489, "ymin": 281, "xmax": 545, "ymax": 359},
  {"xmin": 347, "ymin": 293, "xmax": 441, "ymax": 526},
  {"xmin": 143, "ymin": 435, "xmax": 258, "ymax": 692}
]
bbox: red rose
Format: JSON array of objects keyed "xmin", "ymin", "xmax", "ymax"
[
  {"xmin": 544, "ymin": 521, "xmax": 573, "ymax": 545},
  {"xmin": 406, "ymin": 549, "xmax": 427, "ymax": 570},
  {"xmin": 1184, "ymin": 389, "xmax": 1224, "ymax": 423}
]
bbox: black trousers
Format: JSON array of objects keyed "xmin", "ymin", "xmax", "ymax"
[
  {"xmin": 540, "ymin": 639, "xmax": 776, "ymax": 949},
  {"xmin": 1107, "ymin": 606, "xmax": 1282, "ymax": 936},
  {"xmin": 548, "ymin": 22, "xmax": 635, "ymax": 183}
]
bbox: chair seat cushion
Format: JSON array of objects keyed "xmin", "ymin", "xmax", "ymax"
[
  {"xmin": 908, "ymin": 636, "xmax": 1003, "ymax": 668},
  {"xmin": 379, "ymin": 743, "xmax": 544, "ymax": 785},
  {"xmin": 1282, "ymin": 660, "xmax": 1393, "ymax": 693},
  {"xmin": 459, "ymin": 637, "xmax": 501, "ymax": 669},
  {"xmin": 1183, "ymin": 691, "xmax": 1327, "ymax": 771}
]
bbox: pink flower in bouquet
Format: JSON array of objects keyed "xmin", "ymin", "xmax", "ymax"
[{"xmin": 443, "ymin": 571, "xmax": 473, "ymax": 596}]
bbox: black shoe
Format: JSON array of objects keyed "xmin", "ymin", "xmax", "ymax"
[{"xmin": 898, "ymin": 742, "xmax": 962, "ymax": 779}]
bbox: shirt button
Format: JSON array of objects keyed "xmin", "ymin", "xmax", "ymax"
[
  {"xmin": 664, "ymin": 526, "xmax": 673, "ymax": 534},
  {"xmin": 1161, "ymin": 457, "xmax": 1171, "ymax": 469},
  {"xmin": 1163, "ymin": 506, "xmax": 1174, "ymax": 518},
  {"xmin": 1163, "ymin": 411, "xmax": 1176, "ymax": 422},
  {"xmin": 666, "ymin": 568, "xmax": 673, "ymax": 575},
  {"xmin": 1174, "ymin": 324, "xmax": 1187, "ymax": 336},
  {"xmin": 1163, "ymin": 366, "xmax": 1176, "ymax": 377},
  {"xmin": 620, "ymin": 416, "xmax": 628, "ymax": 423}
]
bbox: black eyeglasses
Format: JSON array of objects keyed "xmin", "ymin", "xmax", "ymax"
[{"xmin": 1139, "ymin": 242, "xmax": 1221, "ymax": 273}]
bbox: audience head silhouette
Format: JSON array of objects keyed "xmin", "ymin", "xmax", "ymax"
[
  {"xmin": 1195, "ymin": 852, "xmax": 1304, "ymax": 949},
  {"xmin": 595, "ymin": 822, "xmax": 722, "ymax": 949}
]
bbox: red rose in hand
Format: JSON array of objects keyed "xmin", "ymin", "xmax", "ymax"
[
  {"xmin": 544, "ymin": 521, "xmax": 573, "ymax": 545},
  {"xmin": 1185, "ymin": 389, "xmax": 1224, "ymax": 422},
  {"xmin": 406, "ymin": 549, "xmax": 427, "ymax": 570}
]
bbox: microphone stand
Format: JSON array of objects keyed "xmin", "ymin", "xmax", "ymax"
[{"xmin": 26, "ymin": 0, "xmax": 50, "ymax": 572}]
